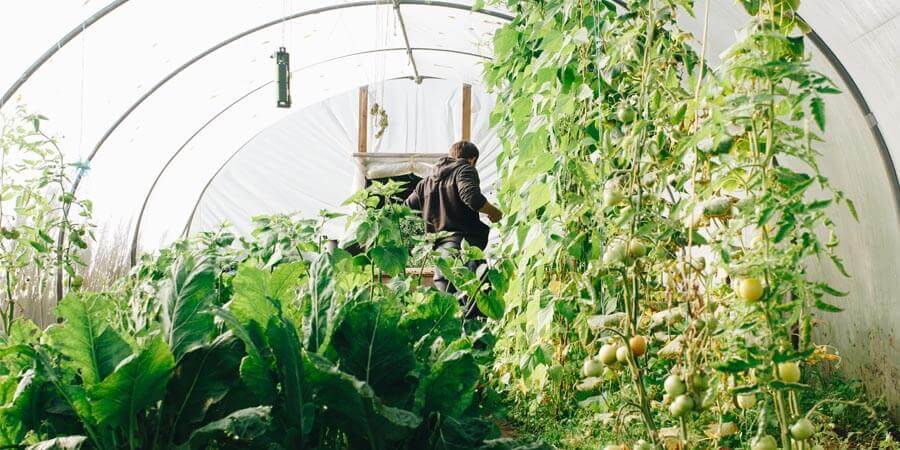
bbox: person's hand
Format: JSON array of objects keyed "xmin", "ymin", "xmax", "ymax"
[{"xmin": 487, "ymin": 208, "xmax": 502, "ymax": 223}]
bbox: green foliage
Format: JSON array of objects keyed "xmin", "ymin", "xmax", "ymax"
[
  {"xmin": 1, "ymin": 108, "xmax": 95, "ymax": 334},
  {"xmin": 484, "ymin": 0, "xmax": 874, "ymax": 448},
  {"xmin": 0, "ymin": 181, "xmax": 522, "ymax": 449}
]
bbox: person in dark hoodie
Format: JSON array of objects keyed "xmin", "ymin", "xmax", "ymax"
[{"xmin": 404, "ymin": 141, "xmax": 502, "ymax": 295}]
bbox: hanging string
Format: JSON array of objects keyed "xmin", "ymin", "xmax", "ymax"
[
  {"xmin": 79, "ymin": 20, "xmax": 87, "ymax": 161},
  {"xmin": 281, "ymin": 0, "xmax": 288, "ymax": 47}
]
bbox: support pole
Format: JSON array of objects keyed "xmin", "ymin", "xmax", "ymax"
[
  {"xmin": 462, "ymin": 83, "xmax": 472, "ymax": 141},
  {"xmin": 358, "ymin": 86, "xmax": 368, "ymax": 153}
]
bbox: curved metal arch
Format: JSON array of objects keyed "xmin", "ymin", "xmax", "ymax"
[
  {"xmin": 129, "ymin": 47, "xmax": 491, "ymax": 264},
  {"xmin": 0, "ymin": 0, "xmax": 131, "ymax": 108}
]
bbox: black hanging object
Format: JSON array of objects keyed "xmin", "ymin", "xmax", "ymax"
[{"xmin": 275, "ymin": 47, "xmax": 291, "ymax": 108}]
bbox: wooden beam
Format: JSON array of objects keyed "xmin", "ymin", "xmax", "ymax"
[
  {"xmin": 462, "ymin": 83, "xmax": 472, "ymax": 141},
  {"xmin": 358, "ymin": 86, "xmax": 368, "ymax": 153}
]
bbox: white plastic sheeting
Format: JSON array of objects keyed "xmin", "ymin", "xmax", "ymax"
[{"xmin": 0, "ymin": 0, "xmax": 508, "ymax": 248}]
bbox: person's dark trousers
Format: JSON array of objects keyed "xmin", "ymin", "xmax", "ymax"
[{"xmin": 432, "ymin": 239, "xmax": 485, "ymax": 319}]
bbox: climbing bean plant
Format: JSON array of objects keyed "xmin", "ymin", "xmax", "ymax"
[{"xmin": 486, "ymin": 0, "xmax": 869, "ymax": 448}]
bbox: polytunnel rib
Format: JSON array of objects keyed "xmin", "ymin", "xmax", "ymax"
[
  {"xmin": 802, "ymin": 29, "xmax": 900, "ymax": 215},
  {"xmin": 129, "ymin": 48, "xmax": 491, "ymax": 265},
  {"xmin": 177, "ymin": 74, "xmax": 456, "ymax": 241},
  {"xmin": 0, "ymin": 0, "xmax": 131, "ymax": 108}
]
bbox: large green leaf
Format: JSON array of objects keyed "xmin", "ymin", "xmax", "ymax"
[
  {"xmin": 46, "ymin": 294, "xmax": 130, "ymax": 385},
  {"xmin": 369, "ymin": 245, "xmax": 408, "ymax": 276},
  {"xmin": 399, "ymin": 292, "xmax": 462, "ymax": 358},
  {"xmin": 302, "ymin": 253, "xmax": 338, "ymax": 353},
  {"xmin": 265, "ymin": 317, "xmax": 312, "ymax": 446},
  {"xmin": 213, "ymin": 308, "xmax": 276, "ymax": 404},
  {"xmin": 329, "ymin": 301, "xmax": 416, "ymax": 406},
  {"xmin": 89, "ymin": 336, "xmax": 175, "ymax": 427},
  {"xmin": 188, "ymin": 406, "xmax": 272, "ymax": 450},
  {"xmin": 25, "ymin": 436, "xmax": 87, "ymax": 450},
  {"xmin": 0, "ymin": 370, "xmax": 38, "ymax": 446},
  {"xmin": 229, "ymin": 262, "xmax": 304, "ymax": 329},
  {"xmin": 159, "ymin": 256, "xmax": 217, "ymax": 362},
  {"xmin": 414, "ymin": 343, "xmax": 480, "ymax": 417},
  {"xmin": 163, "ymin": 334, "xmax": 243, "ymax": 444},
  {"xmin": 305, "ymin": 355, "xmax": 421, "ymax": 450},
  {"xmin": 416, "ymin": 416, "xmax": 498, "ymax": 450}
]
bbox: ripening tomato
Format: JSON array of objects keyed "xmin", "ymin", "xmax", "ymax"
[{"xmin": 629, "ymin": 335, "xmax": 647, "ymax": 357}]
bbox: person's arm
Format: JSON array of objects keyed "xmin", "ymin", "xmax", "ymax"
[
  {"xmin": 404, "ymin": 180, "xmax": 424, "ymax": 210},
  {"xmin": 456, "ymin": 165, "xmax": 502, "ymax": 223}
]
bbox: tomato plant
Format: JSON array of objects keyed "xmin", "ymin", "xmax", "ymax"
[
  {"xmin": 484, "ymin": 0, "xmax": 872, "ymax": 448},
  {"xmin": 0, "ymin": 108, "xmax": 94, "ymax": 333}
]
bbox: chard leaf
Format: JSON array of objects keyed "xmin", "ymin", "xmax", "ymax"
[
  {"xmin": 414, "ymin": 343, "xmax": 479, "ymax": 417},
  {"xmin": 90, "ymin": 336, "xmax": 175, "ymax": 427},
  {"xmin": 164, "ymin": 334, "xmax": 243, "ymax": 444},
  {"xmin": 329, "ymin": 301, "xmax": 416, "ymax": 406},
  {"xmin": 305, "ymin": 355, "xmax": 421, "ymax": 449},
  {"xmin": 25, "ymin": 436, "xmax": 87, "ymax": 450},
  {"xmin": 188, "ymin": 406, "xmax": 272, "ymax": 449},
  {"xmin": 160, "ymin": 256, "xmax": 216, "ymax": 362},
  {"xmin": 46, "ymin": 294, "xmax": 130, "ymax": 385},
  {"xmin": 266, "ymin": 317, "xmax": 310, "ymax": 445}
]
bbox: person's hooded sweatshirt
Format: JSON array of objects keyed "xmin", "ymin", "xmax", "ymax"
[{"xmin": 404, "ymin": 156, "xmax": 490, "ymax": 249}]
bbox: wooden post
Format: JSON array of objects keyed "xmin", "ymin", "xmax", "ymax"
[
  {"xmin": 462, "ymin": 83, "xmax": 472, "ymax": 141},
  {"xmin": 358, "ymin": 86, "xmax": 368, "ymax": 153}
]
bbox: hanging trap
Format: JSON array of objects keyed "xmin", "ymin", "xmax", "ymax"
[{"xmin": 275, "ymin": 47, "xmax": 292, "ymax": 108}]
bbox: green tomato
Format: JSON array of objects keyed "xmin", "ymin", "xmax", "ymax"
[
  {"xmin": 737, "ymin": 393, "xmax": 757, "ymax": 410},
  {"xmin": 689, "ymin": 371, "xmax": 708, "ymax": 391},
  {"xmin": 790, "ymin": 417, "xmax": 815, "ymax": 441},
  {"xmin": 668, "ymin": 394, "xmax": 694, "ymax": 417},
  {"xmin": 777, "ymin": 362, "xmax": 802, "ymax": 383},
  {"xmin": 598, "ymin": 344, "xmax": 618, "ymax": 365},
  {"xmin": 626, "ymin": 239, "xmax": 647, "ymax": 259},
  {"xmin": 604, "ymin": 188, "xmax": 625, "ymax": 207},
  {"xmin": 617, "ymin": 106, "xmax": 636, "ymax": 123},
  {"xmin": 664, "ymin": 375, "xmax": 686, "ymax": 396},
  {"xmin": 602, "ymin": 242, "xmax": 628, "ymax": 266},
  {"xmin": 70, "ymin": 275, "xmax": 84, "ymax": 290},
  {"xmin": 616, "ymin": 345, "xmax": 630, "ymax": 363},
  {"xmin": 751, "ymin": 435, "xmax": 778, "ymax": 450},
  {"xmin": 736, "ymin": 277, "xmax": 764, "ymax": 302},
  {"xmin": 582, "ymin": 358, "xmax": 603, "ymax": 378}
]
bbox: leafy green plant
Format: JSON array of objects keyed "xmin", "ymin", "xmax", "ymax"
[
  {"xmin": 0, "ymin": 108, "xmax": 94, "ymax": 333},
  {"xmin": 0, "ymin": 181, "xmax": 545, "ymax": 449}
]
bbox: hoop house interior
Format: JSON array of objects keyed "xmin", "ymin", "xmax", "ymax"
[{"xmin": 1, "ymin": 0, "xmax": 898, "ymax": 419}]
